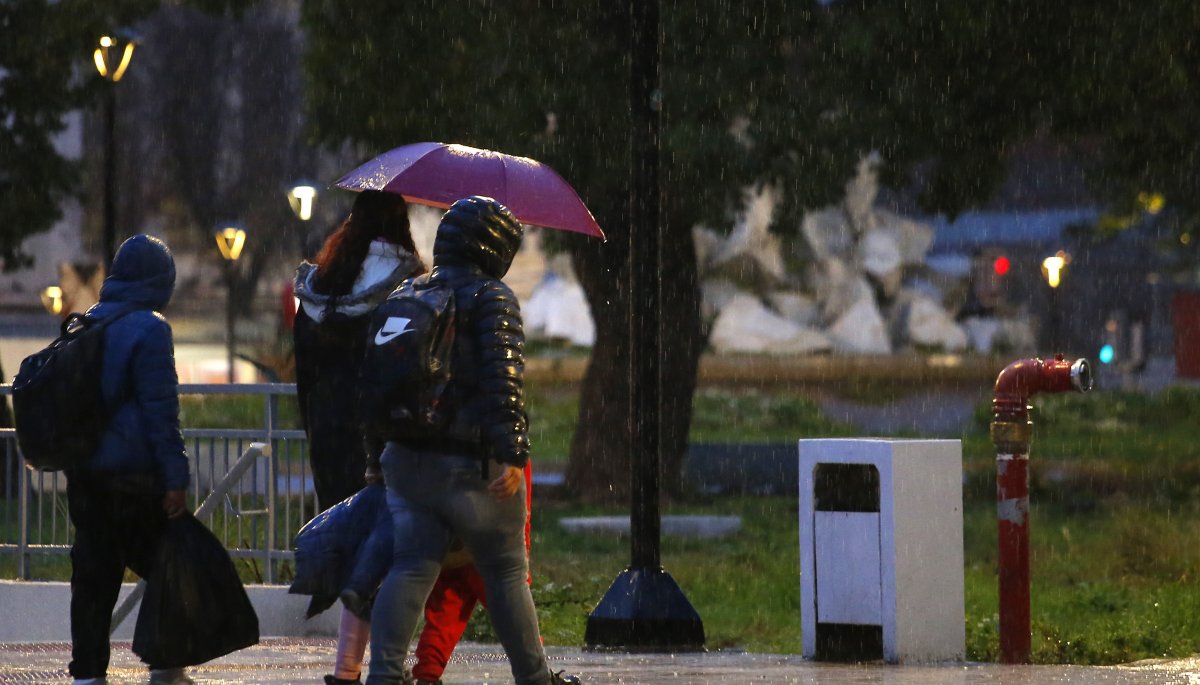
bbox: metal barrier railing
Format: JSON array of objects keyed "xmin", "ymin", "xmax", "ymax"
[
  {"xmin": 0, "ymin": 383, "xmax": 311, "ymax": 585},
  {"xmin": 110, "ymin": 441, "xmax": 272, "ymax": 633}
]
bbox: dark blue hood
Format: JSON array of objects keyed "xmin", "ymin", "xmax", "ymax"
[
  {"xmin": 432, "ymin": 196, "xmax": 523, "ymax": 279},
  {"xmin": 97, "ymin": 234, "xmax": 176, "ymax": 310}
]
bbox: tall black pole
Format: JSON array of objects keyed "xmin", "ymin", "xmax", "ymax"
[
  {"xmin": 1049, "ymin": 286, "xmax": 1061, "ymax": 352},
  {"xmin": 629, "ymin": 0, "xmax": 661, "ymax": 572},
  {"xmin": 225, "ymin": 266, "xmax": 236, "ymax": 384},
  {"xmin": 584, "ymin": 0, "xmax": 704, "ymax": 651},
  {"xmin": 102, "ymin": 83, "xmax": 117, "ymax": 270}
]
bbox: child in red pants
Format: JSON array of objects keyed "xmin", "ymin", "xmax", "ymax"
[{"xmin": 326, "ymin": 462, "xmax": 533, "ymax": 685}]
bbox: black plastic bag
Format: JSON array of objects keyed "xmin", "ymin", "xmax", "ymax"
[
  {"xmin": 290, "ymin": 484, "xmax": 385, "ymax": 617},
  {"xmin": 133, "ymin": 513, "xmax": 259, "ymax": 668}
]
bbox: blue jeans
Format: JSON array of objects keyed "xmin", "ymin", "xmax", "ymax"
[
  {"xmin": 366, "ymin": 443, "xmax": 550, "ymax": 685},
  {"xmin": 346, "ymin": 505, "xmax": 392, "ymax": 604}
]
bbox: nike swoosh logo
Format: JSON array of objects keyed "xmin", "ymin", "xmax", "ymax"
[{"xmin": 374, "ymin": 316, "xmax": 413, "ymax": 345}]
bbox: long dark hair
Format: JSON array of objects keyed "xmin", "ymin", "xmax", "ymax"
[{"xmin": 312, "ymin": 191, "xmax": 422, "ymax": 295}]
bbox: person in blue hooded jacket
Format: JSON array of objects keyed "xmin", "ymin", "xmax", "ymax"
[{"xmin": 67, "ymin": 234, "xmax": 193, "ymax": 685}]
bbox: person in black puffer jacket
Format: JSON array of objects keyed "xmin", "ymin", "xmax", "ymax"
[{"xmin": 366, "ymin": 197, "xmax": 580, "ymax": 685}]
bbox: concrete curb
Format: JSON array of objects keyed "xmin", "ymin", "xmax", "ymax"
[
  {"xmin": 0, "ymin": 581, "xmax": 339, "ymax": 643},
  {"xmin": 558, "ymin": 515, "xmax": 742, "ymax": 538}
]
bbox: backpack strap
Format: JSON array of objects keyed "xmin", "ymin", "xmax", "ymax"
[
  {"xmin": 77, "ymin": 303, "xmax": 142, "ymax": 412},
  {"xmin": 413, "ymin": 276, "xmax": 495, "ymax": 479}
]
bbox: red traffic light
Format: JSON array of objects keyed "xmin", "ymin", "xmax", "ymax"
[{"xmin": 993, "ymin": 255, "xmax": 1011, "ymax": 276}]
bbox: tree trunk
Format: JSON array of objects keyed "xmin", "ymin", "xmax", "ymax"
[
  {"xmin": 563, "ymin": 207, "xmax": 703, "ymax": 504},
  {"xmin": 657, "ymin": 220, "xmax": 703, "ymax": 499}
]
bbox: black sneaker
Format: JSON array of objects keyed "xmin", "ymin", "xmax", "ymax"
[
  {"xmin": 551, "ymin": 671, "xmax": 582, "ymax": 685},
  {"xmin": 323, "ymin": 675, "xmax": 362, "ymax": 685}
]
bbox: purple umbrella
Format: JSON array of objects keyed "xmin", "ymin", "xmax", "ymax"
[{"xmin": 333, "ymin": 142, "xmax": 606, "ymax": 240}]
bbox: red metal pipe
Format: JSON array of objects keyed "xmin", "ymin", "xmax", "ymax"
[
  {"xmin": 992, "ymin": 354, "xmax": 1092, "ymax": 664},
  {"xmin": 993, "ymin": 355, "xmax": 1090, "ymax": 421},
  {"xmin": 996, "ymin": 450, "xmax": 1031, "ymax": 663}
]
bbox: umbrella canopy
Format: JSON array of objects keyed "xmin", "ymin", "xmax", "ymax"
[{"xmin": 333, "ymin": 142, "xmax": 605, "ymax": 240}]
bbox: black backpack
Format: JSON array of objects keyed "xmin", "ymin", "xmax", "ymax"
[
  {"xmin": 12, "ymin": 308, "xmax": 131, "ymax": 471},
  {"xmin": 358, "ymin": 277, "xmax": 458, "ymax": 440}
]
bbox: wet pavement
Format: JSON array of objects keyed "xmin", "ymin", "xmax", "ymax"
[{"xmin": 2, "ymin": 639, "xmax": 1199, "ymax": 685}]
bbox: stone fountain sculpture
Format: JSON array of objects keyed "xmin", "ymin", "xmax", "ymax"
[
  {"xmin": 518, "ymin": 155, "xmax": 1008, "ymax": 356},
  {"xmin": 699, "ymin": 156, "xmax": 967, "ymax": 355}
]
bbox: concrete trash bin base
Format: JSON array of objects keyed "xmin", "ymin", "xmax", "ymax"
[{"xmin": 799, "ymin": 438, "xmax": 964, "ymax": 663}]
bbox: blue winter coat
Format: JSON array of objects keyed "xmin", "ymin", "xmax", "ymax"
[{"xmin": 83, "ymin": 234, "xmax": 190, "ymax": 491}]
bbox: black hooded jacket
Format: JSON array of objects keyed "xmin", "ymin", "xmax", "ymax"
[
  {"xmin": 292, "ymin": 241, "xmax": 424, "ymax": 508},
  {"xmin": 428, "ymin": 197, "xmax": 529, "ymax": 468}
]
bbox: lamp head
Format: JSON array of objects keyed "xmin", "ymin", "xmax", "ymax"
[
  {"xmin": 40, "ymin": 286, "xmax": 63, "ymax": 316},
  {"xmin": 1041, "ymin": 250, "xmax": 1069, "ymax": 288},
  {"xmin": 287, "ymin": 183, "xmax": 319, "ymax": 221},
  {"xmin": 215, "ymin": 225, "xmax": 246, "ymax": 261},
  {"xmin": 94, "ymin": 31, "xmax": 139, "ymax": 82}
]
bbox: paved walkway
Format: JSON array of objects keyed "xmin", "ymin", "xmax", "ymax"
[{"xmin": 2, "ymin": 639, "xmax": 1199, "ymax": 685}]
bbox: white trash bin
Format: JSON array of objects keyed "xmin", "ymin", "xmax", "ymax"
[{"xmin": 799, "ymin": 438, "xmax": 964, "ymax": 663}]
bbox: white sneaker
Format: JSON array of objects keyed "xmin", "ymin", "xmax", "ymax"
[{"xmin": 148, "ymin": 668, "xmax": 195, "ymax": 685}]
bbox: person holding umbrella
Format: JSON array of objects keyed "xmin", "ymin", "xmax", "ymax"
[
  {"xmin": 293, "ymin": 190, "xmax": 424, "ymax": 685},
  {"xmin": 294, "ymin": 190, "xmax": 542, "ymax": 685},
  {"xmin": 366, "ymin": 197, "xmax": 581, "ymax": 685},
  {"xmin": 293, "ymin": 190, "xmax": 427, "ymax": 512}
]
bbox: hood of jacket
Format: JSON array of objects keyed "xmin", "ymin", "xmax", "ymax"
[
  {"xmin": 432, "ymin": 196, "xmax": 523, "ymax": 279},
  {"xmin": 293, "ymin": 241, "xmax": 423, "ymax": 322},
  {"xmin": 96, "ymin": 234, "xmax": 176, "ymax": 312}
]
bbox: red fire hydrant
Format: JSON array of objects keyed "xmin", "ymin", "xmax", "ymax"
[{"xmin": 991, "ymin": 354, "xmax": 1092, "ymax": 663}]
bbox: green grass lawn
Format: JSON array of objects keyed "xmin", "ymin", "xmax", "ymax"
[
  {"xmin": 179, "ymin": 393, "xmax": 302, "ymax": 430},
  {"xmin": 8, "ymin": 383, "xmax": 1200, "ymax": 665},
  {"xmin": 963, "ymin": 499, "xmax": 1200, "ymax": 664},
  {"xmin": 516, "ymin": 494, "xmax": 1200, "ymax": 664},
  {"xmin": 514, "ymin": 385, "xmax": 1200, "ymax": 664}
]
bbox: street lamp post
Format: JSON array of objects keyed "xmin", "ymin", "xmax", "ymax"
[
  {"xmin": 215, "ymin": 225, "xmax": 246, "ymax": 384},
  {"xmin": 1041, "ymin": 250, "xmax": 1069, "ymax": 350},
  {"xmin": 282, "ymin": 182, "xmax": 319, "ymax": 329},
  {"xmin": 287, "ymin": 182, "xmax": 319, "ymax": 256},
  {"xmin": 584, "ymin": 0, "xmax": 704, "ymax": 652},
  {"xmin": 93, "ymin": 34, "xmax": 136, "ymax": 269}
]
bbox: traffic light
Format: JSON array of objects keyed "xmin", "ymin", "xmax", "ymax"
[
  {"xmin": 1100, "ymin": 317, "xmax": 1119, "ymax": 365},
  {"xmin": 992, "ymin": 254, "xmax": 1011, "ymax": 277},
  {"xmin": 1098, "ymin": 311, "xmax": 1147, "ymax": 372},
  {"xmin": 967, "ymin": 247, "xmax": 1011, "ymax": 315}
]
